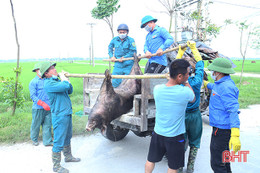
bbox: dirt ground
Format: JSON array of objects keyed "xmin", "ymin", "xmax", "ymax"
[{"xmin": 0, "ymin": 105, "xmax": 260, "ymax": 173}]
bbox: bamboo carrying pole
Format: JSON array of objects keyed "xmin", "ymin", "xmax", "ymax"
[
  {"xmin": 103, "ymin": 44, "xmax": 187, "ymax": 62},
  {"xmin": 65, "ymin": 73, "xmax": 169, "ymax": 79}
]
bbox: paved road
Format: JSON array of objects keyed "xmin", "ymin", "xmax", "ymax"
[{"xmin": 0, "ymin": 105, "xmax": 260, "ymax": 173}]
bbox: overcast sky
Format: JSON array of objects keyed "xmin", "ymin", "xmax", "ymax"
[{"xmin": 0, "ymin": 0, "xmax": 259, "ymax": 60}]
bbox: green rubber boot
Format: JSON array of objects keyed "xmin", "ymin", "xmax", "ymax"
[
  {"xmin": 63, "ymin": 145, "xmax": 81, "ymax": 162},
  {"xmin": 187, "ymin": 147, "xmax": 198, "ymax": 173},
  {"xmin": 52, "ymin": 152, "xmax": 69, "ymax": 173},
  {"xmin": 177, "ymin": 167, "xmax": 183, "ymax": 173}
]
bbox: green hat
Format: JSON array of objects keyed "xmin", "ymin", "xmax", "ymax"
[
  {"xmin": 39, "ymin": 62, "xmax": 56, "ymax": 78},
  {"xmin": 32, "ymin": 63, "xmax": 41, "ymax": 72},
  {"xmin": 207, "ymin": 58, "xmax": 235, "ymax": 74},
  {"xmin": 141, "ymin": 15, "xmax": 157, "ymax": 28}
]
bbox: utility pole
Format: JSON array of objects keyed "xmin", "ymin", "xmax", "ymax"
[
  {"xmin": 89, "ymin": 45, "xmax": 92, "ymax": 65},
  {"xmin": 87, "ymin": 23, "xmax": 96, "ymax": 67}
]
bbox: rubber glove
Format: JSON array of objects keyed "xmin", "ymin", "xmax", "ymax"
[
  {"xmin": 58, "ymin": 71, "xmax": 70, "ymax": 83},
  {"xmin": 202, "ymin": 80, "xmax": 209, "ymax": 89},
  {"xmin": 187, "ymin": 41, "xmax": 202, "ymax": 62},
  {"xmin": 37, "ymin": 100, "xmax": 51, "ymax": 111},
  {"xmin": 176, "ymin": 45, "xmax": 187, "ymax": 59},
  {"xmin": 229, "ymin": 128, "xmax": 241, "ymax": 153}
]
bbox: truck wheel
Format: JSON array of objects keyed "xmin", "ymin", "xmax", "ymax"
[
  {"xmin": 103, "ymin": 124, "xmax": 129, "ymax": 142},
  {"xmin": 132, "ymin": 130, "xmax": 152, "ymax": 137}
]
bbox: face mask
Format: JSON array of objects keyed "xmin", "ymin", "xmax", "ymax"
[
  {"xmin": 52, "ymin": 75, "xmax": 58, "ymax": 79},
  {"xmin": 210, "ymin": 71, "xmax": 219, "ymax": 81},
  {"xmin": 118, "ymin": 33, "xmax": 127, "ymax": 39},
  {"xmin": 145, "ymin": 25, "xmax": 152, "ymax": 32}
]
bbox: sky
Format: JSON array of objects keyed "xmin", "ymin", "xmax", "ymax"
[{"xmin": 0, "ymin": 0, "xmax": 259, "ymax": 60}]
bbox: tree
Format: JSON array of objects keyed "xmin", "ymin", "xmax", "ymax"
[
  {"xmin": 10, "ymin": 0, "xmax": 21, "ymax": 115},
  {"xmin": 250, "ymin": 26, "xmax": 260, "ymax": 50},
  {"xmin": 180, "ymin": 0, "xmax": 220, "ymax": 42},
  {"xmin": 225, "ymin": 20, "xmax": 260, "ymax": 88},
  {"xmin": 157, "ymin": 0, "xmax": 180, "ymax": 39},
  {"xmin": 157, "ymin": 0, "xmax": 220, "ymax": 42},
  {"xmin": 91, "ymin": 0, "xmax": 120, "ymax": 39}
]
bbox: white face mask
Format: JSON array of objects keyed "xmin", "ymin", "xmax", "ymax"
[
  {"xmin": 52, "ymin": 75, "xmax": 58, "ymax": 79},
  {"xmin": 210, "ymin": 71, "xmax": 219, "ymax": 81},
  {"xmin": 145, "ymin": 25, "xmax": 152, "ymax": 32},
  {"xmin": 118, "ymin": 33, "xmax": 127, "ymax": 39}
]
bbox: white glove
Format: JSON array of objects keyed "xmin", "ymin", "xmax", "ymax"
[{"xmin": 58, "ymin": 71, "xmax": 70, "ymax": 83}]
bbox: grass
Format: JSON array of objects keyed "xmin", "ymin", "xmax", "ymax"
[
  {"xmin": 0, "ymin": 59, "xmax": 259, "ymax": 143},
  {"xmin": 204, "ymin": 60, "xmax": 260, "ymax": 74}
]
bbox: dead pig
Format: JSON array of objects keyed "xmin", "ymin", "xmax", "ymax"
[{"xmin": 86, "ymin": 55, "xmax": 143, "ymax": 135}]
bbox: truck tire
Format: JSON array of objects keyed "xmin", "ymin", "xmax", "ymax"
[{"xmin": 103, "ymin": 124, "xmax": 129, "ymax": 142}]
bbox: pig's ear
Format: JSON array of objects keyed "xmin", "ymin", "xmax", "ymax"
[
  {"xmin": 104, "ymin": 69, "xmax": 111, "ymax": 80},
  {"xmin": 134, "ymin": 53, "xmax": 140, "ymax": 63}
]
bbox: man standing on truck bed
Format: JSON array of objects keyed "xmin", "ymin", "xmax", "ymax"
[
  {"xmin": 145, "ymin": 59, "xmax": 195, "ymax": 173},
  {"xmin": 176, "ymin": 41, "xmax": 204, "ymax": 173},
  {"xmin": 108, "ymin": 23, "xmax": 137, "ymax": 88},
  {"xmin": 141, "ymin": 15, "xmax": 174, "ymax": 73}
]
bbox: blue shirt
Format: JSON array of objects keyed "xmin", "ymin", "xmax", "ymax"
[
  {"xmin": 144, "ymin": 25, "xmax": 174, "ymax": 66},
  {"xmin": 187, "ymin": 61, "xmax": 204, "ymax": 111},
  {"xmin": 44, "ymin": 77, "xmax": 73, "ymax": 116},
  {"xmin": 108, "ymin": 36, "xmax": 137, "ymax": 68},
  {"xmin": 207, "ymin": 76, "xmax": 240, "ymax": 129},
  {"xmin": 154, "ymin": 84, "xmax": 195, "ymax": 137},
  {"xmin": 29, "ymin": 76, "xmax": 50, "ymax": 109}
]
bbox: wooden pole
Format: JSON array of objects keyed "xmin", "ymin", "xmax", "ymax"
[
  {"xmin": 103, "ymin": 44, "xmax": 187, "ymax": 62},
  {"xmin": 65, "ymin": 73, "xmax": 169, "ymax": 79}
]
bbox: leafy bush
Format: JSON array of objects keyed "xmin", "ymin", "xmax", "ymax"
[{"xmin": 0, "ymin": 76, "xmax": 25, "ymax": 108}]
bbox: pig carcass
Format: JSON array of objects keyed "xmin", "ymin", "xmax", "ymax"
[{"xmin": 86, "ymin": 54, "xmax": 143, "ymax": 135}]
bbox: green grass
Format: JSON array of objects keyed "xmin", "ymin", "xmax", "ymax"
[
  {"xmin": 0, "ymin": 59, "xmax": 259, "ymax": 143},
  {"xmin": 231, "ymin": 76, "xmax": 260, "ymax": 108},
  {"xmin": 204, "ymin": 60, "xmax": 260, "ymax": 73}
]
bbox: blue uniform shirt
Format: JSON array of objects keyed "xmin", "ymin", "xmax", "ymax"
[
  {"xmin": 207, "ymin": 76, "xmax": 240, "ymax": 129},
  {"xmin": 29, "ymin": 76, "xmax": 50, "ymax": 109},
  {"xmin": 108, "ymin": 36, "xmax": 137, "ymax": 68},
  {"xmin": 144, "ymin": 25, "xmax": 174, "ymax": 66},
  {"xmin": 154, "ymin": 84, "xmax": 195, "ymax": 137},
  {"xmin": 187, "ymin": 61, "xmax": 204, "ymax": 111},
  {"xmin": 44, "ymin": 77, "xmax": 73, "ymax": 117}
]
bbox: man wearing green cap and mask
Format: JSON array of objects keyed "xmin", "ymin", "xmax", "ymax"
[
  {"xmin": 29, "ymin": 63, "xmax": 53, "ymax": 146},
  {"xmin": 141, "ymin": 15, "xmax": 174, "ymax": 73},
  {"xmin": 40, "ymin": 62, "xmax": 80, "ymax": 173},
  {"xmin": 204, "ymin": 58, "xmax": 241, "ymax": 173}
]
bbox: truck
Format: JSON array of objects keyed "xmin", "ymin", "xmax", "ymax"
[{"xmin": 83, "ymin": 75, "xmax": 210, "ymax": 141}]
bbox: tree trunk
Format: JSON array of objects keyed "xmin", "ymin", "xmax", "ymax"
[
  {"xmin": 169, "ymin": 12, "xmax": 173, "ymax": 33},
  {"xmin": 10, "ymin": 0, "xmax": 20, "ymax": 116},
  {"xmin": 174, "ymin": 0, "xmax": 178, "ymax": 41},
  {"xmin": 239, "ymin": 28, "xmax": 251, "ymax": 88},
  {"xmin": 196, "ymin": 0, "xmax": 202, "ymax": 40}
]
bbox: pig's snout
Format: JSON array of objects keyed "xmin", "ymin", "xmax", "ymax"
[{"xmin": 85, "ymin": 120, "xmax": 96, "ymax": 132}]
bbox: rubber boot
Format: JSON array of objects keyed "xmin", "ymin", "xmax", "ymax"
[
  {"xmin": 63, "ymin": 145, "xmax": 81, "ymax": 162},
  {"xmin": 52, "ymin": 152, "xmax": 69, "ymax": 173},
  {"xmin": 187, "ymin": 147, "xmax": 198, "ymax": 173},
  {"xmin": 177, "ymin": 167, "xmax": 183, "ymax": 173}
]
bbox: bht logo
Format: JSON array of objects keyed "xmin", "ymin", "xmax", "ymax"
[{"xmin": 222, "ymin": 150, "xmax": 250, "ymax": 162}]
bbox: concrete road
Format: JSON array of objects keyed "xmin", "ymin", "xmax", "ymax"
[{"xmin": 1, "ymin": 105, "xmax": 260, "ymax": 173}]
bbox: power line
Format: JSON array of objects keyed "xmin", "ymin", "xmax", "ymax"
[{"xmin": 212, "ymin": 0, "xmax": 260, "ymax": 10}]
